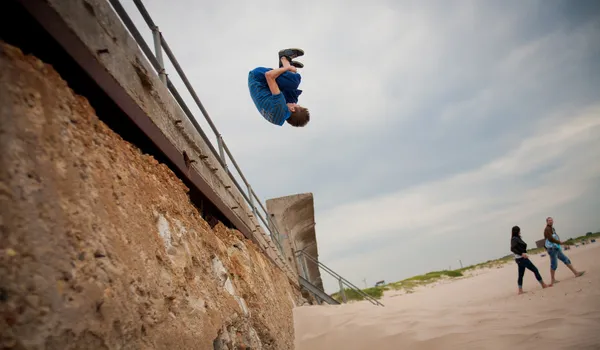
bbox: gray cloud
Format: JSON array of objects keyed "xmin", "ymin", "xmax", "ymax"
[{"xmin": 120, "ymin": 0, "xmax": 600, "ymax": 292}]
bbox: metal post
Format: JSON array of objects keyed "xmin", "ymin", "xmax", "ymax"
[
  {"xmin": 339, "ymin": 278, "xmax": 347, "ymax": 303},
  {"xmin": 295, "ymin": 254, "xmax": 305, "ymax": 278},
  {"xmin": 279, "ymin": 232, "xmax": 288, "ymax": 259},
  {"xmin": 267, "ymin": 217, "xmax": 275, "ymax": 239},
  {"xmin": 247, "ymin": 184, "xmax": 254, "ymax": 211},
  {"xmin": 217, "ymin": 135, "xmax": 227, "ymax": 170},
  {"xmin": 247, "ymin": 184, "xmax": 257, "ymax": 218},
  {"xmin": 292, "ymin": 249, "xmax": 302, "ymax": 276},
  {"xmin": 151, "ymin": 25, "xmax": 167, "ymax": 84},
  {"xmin": 268, "ymin": 216, "xmax": 285, "ymax": 257},
  {"xmin": 273, "ymin": 230, "xmax": 283, "ymax": 253},
  {"xmin": 301, "ymin": 254, "xmax": 310, "ymax": 283}
]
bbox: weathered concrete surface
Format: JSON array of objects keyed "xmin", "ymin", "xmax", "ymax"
[
  {"xmin": 266, "ymin": 194, "xmax": 323, "ymax": 292},
  {"xmin": 32, "ymin": 0, "xmax": 295, "ymax": 280},
  {"xmin": 0, "ymin": 42, "xmax": 304, "ymax": 349}
]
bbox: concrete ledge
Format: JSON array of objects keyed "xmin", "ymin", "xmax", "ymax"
[
  {"xmin": 19, "ymin": 0, "xmax": 297, "ymax": 282},
  {"xmin": 267, "ymin": 193, "xmax": 323, "ymax": 291}
]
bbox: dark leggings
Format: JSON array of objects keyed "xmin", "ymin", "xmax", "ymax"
[{"xmin": 517, "ymin": 258, "xmax": 542, "ymax": 288}]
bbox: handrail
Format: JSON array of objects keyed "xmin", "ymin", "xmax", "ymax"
[
  {"xmin": 222, "ymin": 141, "xmax": 285, "ymax": 251},
  {"xmin": 106, "ymin": 0, "xmax": 379, "ymax": 307},
  {"xmin": 298, "ymin": 277, "xmax": 340, "ymax": 305},
  {"xmin": 108, "ymin": 0, "xmax": 286, "ymax": 260},
  {"xmin": 297, "ymin": 250, "xmax": 385, "ymax": 307}
]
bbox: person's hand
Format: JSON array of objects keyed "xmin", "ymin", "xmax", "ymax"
[
  {"xmin": 287, "ymin": 65, "xmax": 297, "ymax": 73},
  {"xmin": 522, "ymin": 253, "xmax": 528, "ymax": 259}
]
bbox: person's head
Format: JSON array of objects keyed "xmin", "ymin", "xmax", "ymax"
[
  {"xmin": 512, "ymin": 225, "xmax": 521, "ymax": 237},
  {"xmin": 546, "ymin": 217, "xmax": 554, "ymax": 226},
  {"xmin": 286, "ymin": 103, "xmax": 310, "ymax": 127}
]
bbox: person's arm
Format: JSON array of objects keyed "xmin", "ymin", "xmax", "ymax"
[
  {"xmin": 544, "ymin": 227, "xmax": 562, "ymax": 244},
  {"xmin": 265, "ymin": 66, "xmax": 295, "ymax": 95}
]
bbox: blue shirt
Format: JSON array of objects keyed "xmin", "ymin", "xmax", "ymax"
[
  {"xmin": 251, "ymin": 67, "xmax": 303, "ymax": 103},
  {"xmin": 545, "ymin": 227, "xmax": 562, "ymax": 250},
  {"xmin": 248, "ymin": 68, "xmax": 291, "ymax": 126}
]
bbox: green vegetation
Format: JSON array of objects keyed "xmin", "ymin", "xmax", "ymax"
[
  {"xmin": 564, "ymin": 231, "xmax": 600, "ymax": 245},
  {"xmin": 331, "ymin": 286, "xmax": 386, "ymax": 302},
  {"xmin": 403, "ymin": 269, "xmax": 463, "ymax": 281},
  {"xmin": 329, "ymin": 231, "xmax": 599, "ymax": 303},
  {"xmin": 331, "ymin": 270, "xmax": 465, "ymax": 302},
  {"xmin": 385, "ymin": 269, "xmax": 463, "ymax": 293}
]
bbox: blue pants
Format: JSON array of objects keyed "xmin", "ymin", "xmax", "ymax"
[
  {"xmin": 276, "ymin": 71, "xmax": 301, "ymax": 91},
  {"xmin": 547, "ymin": 247, "xmax": 571, "ymax": 270},
  {"xmin": 516, "ymin": 258, "xmax": 542, "ymax": 288}
]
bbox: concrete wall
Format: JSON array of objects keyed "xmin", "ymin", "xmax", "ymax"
[
  {"xmin": 266, "ymin": 194, "xmax": 324, "ymax": 292},
  {"xmin": 31, "ymin": 0, "xmax": 296, "ymax": 281},
  {"xmin": 535, "ymin": 239, "xmax": 546, "ymax": 249},
  {"xmin": 0, "ymin": 41, "xmax": 305, "ymax": 349}
]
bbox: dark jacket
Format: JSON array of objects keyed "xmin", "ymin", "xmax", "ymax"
[{"xmin": 511, "ymin": 236, "xmax": 527, "ymax": 256}]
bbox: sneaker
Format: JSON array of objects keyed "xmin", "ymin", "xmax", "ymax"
[
  {"xmin": 278, "ymin": 48, "xmax": 304, "ymax": 60},
  {"xmin": 291, "ymin": 60, "xmax": 304, "ymax": 68},
  {"xmin": 279, "ymin": 48, "xmax": 304, "ymax": 67}
]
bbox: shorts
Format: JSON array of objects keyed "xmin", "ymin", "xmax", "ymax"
[{"xmin": 547, "ymin": 247, "xmax": 571, "ymax": 270}]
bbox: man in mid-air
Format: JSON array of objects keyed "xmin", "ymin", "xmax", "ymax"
[{"xmin": 247, "ymin": 49, "xmax": 310, "ymax": 127}]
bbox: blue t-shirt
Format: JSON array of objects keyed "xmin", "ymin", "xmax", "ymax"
[
  {"xmin": 248, "ymin": 68, "xmax": 291, "ymax": 126},
  {"xmin": 250, "ymin": 67, "xmax": 302, "ymax": 103},
  {"xmin": 545, "ymin": 227, "xmax": 562, "ymax": 250}
]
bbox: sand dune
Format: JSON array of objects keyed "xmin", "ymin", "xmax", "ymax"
[{"xmin": 294, "ymin": 243, "xmax": 600, "ymax": 349}]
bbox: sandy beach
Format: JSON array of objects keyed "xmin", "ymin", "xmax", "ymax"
[{"xmin": 294, "ymin": 243, "xmax": 600, "ymax": 350}]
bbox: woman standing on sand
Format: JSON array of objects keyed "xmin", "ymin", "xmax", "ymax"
[{"xmin": 511, "ymin": 226, "xmax": 550, "ymax": 295}]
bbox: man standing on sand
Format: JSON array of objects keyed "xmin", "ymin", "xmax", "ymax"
[{"xmin": 544, "ymin": 217, "xmax": 585, "ymax": 285}]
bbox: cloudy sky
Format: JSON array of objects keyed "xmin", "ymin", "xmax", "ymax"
[{"xmin": 120, "ymin": 0, "xmax": 600, "ymax": 292}]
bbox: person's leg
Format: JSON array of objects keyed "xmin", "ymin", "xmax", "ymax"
[
  {"xmin": 524, "ymin": 259, "xmax": 549, "ymax": 288},
  {"xmin": 517, "ymin": 259, "xmax": 526, "ymax": 294},
  {"xmin": 548, "ymin": 248, "xmax": 559, "ymax": 285},
  {"xmin": 557, "ymin": 249, "xmax": 585, "ymax": 277},
  {"xmin": 278, "ymin": 48, "xmax": 304, "ymax": 67},
  {"xmin": 276, "ymin": 59, "xmax": 301, "ymax": 91},
  {"xmin": 276, "ymin": 57, "xmax": 303, "ymax": 104}
]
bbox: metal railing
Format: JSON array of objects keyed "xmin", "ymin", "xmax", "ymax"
[
  {"xmin": 107, "ymin": 0, "xmax": 287, "ymax": 259},
  {"xmin": 106, "ymin": 0, "xmax": 375, "ymax": 307},
  {"xmin": 296, "ymin": 250, "xmax": 385, "ymax": 307}
]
